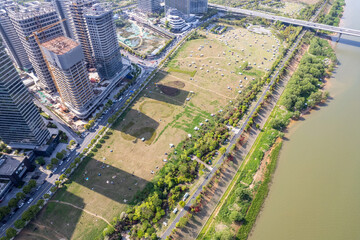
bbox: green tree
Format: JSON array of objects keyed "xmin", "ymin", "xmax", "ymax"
[
  {"xmin": 179, "ymin": 201, "xmax": 185, "ymax": 208},
  {"xmin": 28, "ymin": 180, "xmax": 36, "ymax": 188},
  {"xmin": 229, "ymin": 211, "xmax": 244, "ymax": 222},
  {"xmin": 16, "ymin": 192, "xmax": 26, "ymax": 201},
  {"xmin": 51, "ymin": 158, "xmax": 59, "ymax": 165},
  {"xmin": 8, "ymin": 198, "xmax": 19, "ymax": 208},
  {"xmin": 219, "ymin": 147, "xmax": 227, "ymax": 155},
  {"xmin": 59, "ymin": 174, "xmax": 66, "ymax": 181},
  {"xmin": 56, "ymin": 152, "xmax": 64, "ymax": 160},
  {"xmin": 14, "ymin": 219, "xmax": 25, "ymax": 229},
  {"xmin": 5, "ymin": 228, "xmax": 17, "ymax": 239},
  {"xmin": 46, "ymin": 164, "xmax": 53, "ymax": 170},
  {"xmin": 35, "ymin": 157, "xmax": 45, "ymax": 166}
]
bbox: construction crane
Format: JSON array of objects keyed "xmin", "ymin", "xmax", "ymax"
[{"xmin": 27, "ymin": 19, "xmax": 66, "ymax": 95}]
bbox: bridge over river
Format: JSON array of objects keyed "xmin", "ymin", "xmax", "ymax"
[{"xmin": 210, "ymin": 3, "xmax": 360, "ymax": 38}]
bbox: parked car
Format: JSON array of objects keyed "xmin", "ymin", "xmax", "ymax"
[
  {"xmin": 18, "ymin": 202, "xmax": 24, "ymax": 208},
  {"xmin": 27, "ymin": 198, "xmax": 33, "ymax": 204}
]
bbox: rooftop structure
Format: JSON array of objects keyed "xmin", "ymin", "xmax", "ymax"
[
  {"xmin": 85, "ymin": 3, "xmax": 122, "ymax": 80},
  {"xmin": 7, "ymin": 1, "xmax": 64, "ymax": 92},
  {"xmin": 0, "ymin": 42, "xmax": 50, "ymax": 148},
  {"xmin": 41, "ymin": 36, "xmax": 95, "ymax": 118},
  {"xmin": 0, "ymin": 152, "xmax": 34, "ymax": 201},
  {"xmin": 137, "ymin": 0, "xmax": 161, "ymax": 13}
]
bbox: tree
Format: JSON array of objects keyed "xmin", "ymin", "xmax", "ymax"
[
  {"xmin": 28, "ymin": 180, "xmax": 36, "ymax": 188},
  {"xmin": 69, "ymin": 140, "xmax": 75, "ymax": 146},
  {"xmin": 51, "ymin": 158, "xmax": 59, "ymax": 165},
  {"xmin": 229, "ymin": 211, "xmax": 244, "ymax": 222},
  {"xmin": 16, "ymin": 192, "xmax": 26, "ymax": 201},
  {"xmin": 59, "ymin": 174, "xmax": 66, "ymax": 181},
  {"xmin": 46, "ymin": 164, "xmax": 53, "ymax": 170},
  {"xmin": 35, "ymin": 157, "xmax": 45, "ymax": 166},
  {"xmin": 56, "ymin": 152, "xmax": 64, "ymax": 160},
  {"xmin": 14, "ymin": 219, "xmax": 25, "ymax": 229},
  {"xmin": 5, "ymin": 228, "xmax": 17, "ymax": 239},
  {"xmin": 43, "ymin": 194, "xmax": 50, "ymax": 199},
  {"xmin": 36, "ymin": 199, "xmax": 44, "ymax": 207},
  {"xmin": 219, "ymin": 147, "xmax": 227, "ymax": 155},
  {"xmin": 179, "ymin": 201, "xmax": 185, "ymax": 208},
  {"xmin": 8, "ymin": 198, "xmax": 19, "ymax": 208}
]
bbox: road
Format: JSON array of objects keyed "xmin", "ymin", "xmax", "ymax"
[
  {"xmin": 33, "ymin": 99, "xmax": 81, "ymax": 143},
  {"xmin": 210, "ymin": 3, "xmax": 360, "ymax": 37}
]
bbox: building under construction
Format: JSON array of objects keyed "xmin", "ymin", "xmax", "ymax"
[
  {"xmin": 85, "ymin": 3, "xmax": 122, "ymax": 80},
  {"xmin": 7, "ymin": 2, "xmax": 63, "ymax": 92},
  {"xmin": 41, "ymin": 36, "xmax": 95, "ymax": 118},
  {"xmin": 68, "ymin": 0, "xmax": 97, "ymax": 69}
]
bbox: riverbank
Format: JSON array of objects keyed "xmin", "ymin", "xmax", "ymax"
[{"xmin": 196, "ymin": 32, "xmax": 336, "ymax": 240}]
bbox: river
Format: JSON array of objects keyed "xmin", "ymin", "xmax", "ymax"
[{"xmin": 248, "ymin": 0, "xmax": 360, "ymax": 239}]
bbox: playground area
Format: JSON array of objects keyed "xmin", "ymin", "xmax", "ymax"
[{"xmin": 117, "ymin": 20, "xmax": 171, "ymax": 56}]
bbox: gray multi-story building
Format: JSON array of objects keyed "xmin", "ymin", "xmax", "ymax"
[
  {"xmin": 41, "ymin": 36, "xmax": 95, "ymax": 118},
  {"xmin": 7, "ymin": 2, "xmax": 63, "ymax": 92},
  {"xmin": 137, "ymin": 0, "xmax": 161, "ymax": 13},
  {"xmin": 68, "ymin": 0, "xmax": 98, "ymax": 69},
  {"xmin": 52, "ymin": 0, "xmax": 75, "ymax": 39},
  {"xmin": 165, "ymin": 0, "xmax": 207, "ymax": 15},
  {"xmin": 0, "ymin": 42, "xmax": 50, "ymax": 148},
  {"xmin": 84, "ymin": 3, "xmax": 122, "ymax": 80},
  {"xmin": 0, "ymin": 0, "xmax": 32, "ymax": 71}
]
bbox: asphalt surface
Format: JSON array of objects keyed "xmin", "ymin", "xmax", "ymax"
[{"xmin": 210, "ymin": 3, "xmax": 360, "ymax": 37}]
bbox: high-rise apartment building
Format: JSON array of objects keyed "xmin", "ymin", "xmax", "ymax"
[
  {"xmin": 41, "ymin": 36, "xmax": 94, "ymax": 118},
  {"xmin": 7, "ymin": 2, "xmax": 63, "ymax": 92},
  {"xmin": 52, "ymin": 0, "xmax": 75, "ymax": 39},
  {"xmin": 0, "ymin": 1, "xmax": 32, "ymax": 70},
  {"xmin": 84, "ymin": 3, "xmax": 122, "ymax": 80},
  {"xmin": 137, "ymin": 0, "xmax": 161, "ymax": 13},
  {"xmin": 68, "ymin": 0, "xmax": 97, "ymax": 69},
  {"xmin": 0, "ymin": 42, "xmax": 50, "ymax": 147},
  {"xmin": 165, "ymin": 0, "xmax": 207, "ymax": 15}
]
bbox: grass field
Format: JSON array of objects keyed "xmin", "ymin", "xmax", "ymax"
[{"xmin": 17, "ymin": 23, "xmax": 282, "ymax": 240}]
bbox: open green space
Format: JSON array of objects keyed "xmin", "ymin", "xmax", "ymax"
[{"xmin": 18, "ymin": 19, "xmax": 288, "ymax": 240}]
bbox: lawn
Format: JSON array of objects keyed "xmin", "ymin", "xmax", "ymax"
[{"xmin": 17, "ymin": 23, "xmax": 282, "ymax": 240}]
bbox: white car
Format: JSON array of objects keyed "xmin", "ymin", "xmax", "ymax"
[
  {"xmin": 27, "ymin": 198, "xmax": 33, "ymax": 204},
  {"xmin": 61, "ymin": 168, "xmax": 66, "ymax": 173}
]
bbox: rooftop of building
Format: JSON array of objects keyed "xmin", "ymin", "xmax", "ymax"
[
  {"xmin": 85, "ymin": 3, "xmax": 112, "ymax": 16},
  {"xmin": 6, "ymin": 1, "xmax": 56, "ymax": 20},
  {"xmin": 0, "ymin": 154, "xmax": 26, "ymax": 176},
  {"xmin": 41, "ymin": 36, "xmax": 79, "ymax": 55}
]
